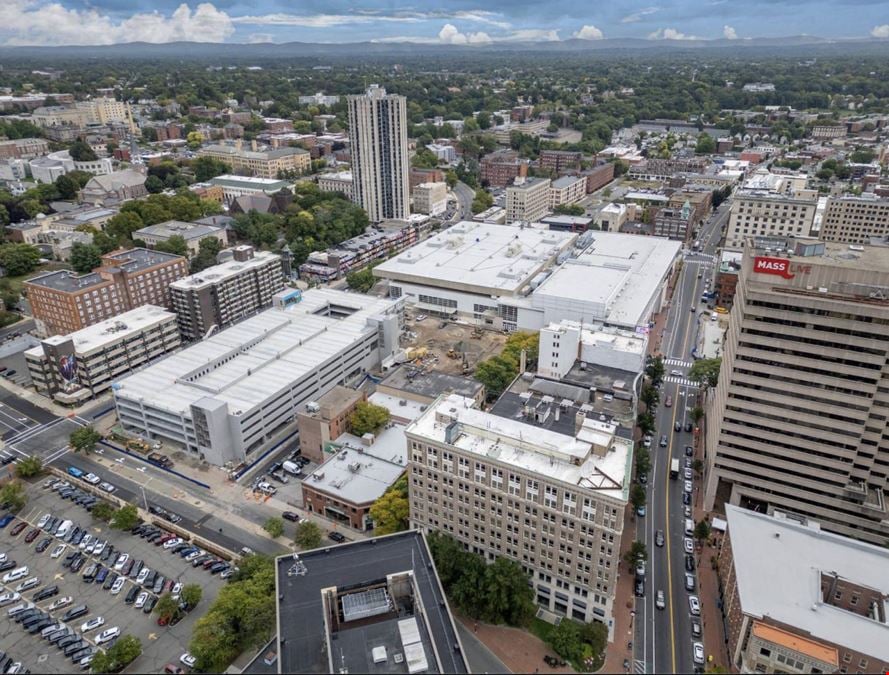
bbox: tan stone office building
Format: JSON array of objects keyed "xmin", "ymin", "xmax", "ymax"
[
  {"xmin": 820, "ymin": 194, "xmax": 889, "ymax": 244},
  {"xmin": 704, "ymin": 236, "xmax": 889, "ymax": 544}
]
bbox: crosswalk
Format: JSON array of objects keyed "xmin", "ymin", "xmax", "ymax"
[
  {"xmin": 665, "ymin": 358, "xmax": 693, "ymax": 368},
  {"xmin": 634, "ymin": 659, "xmax": 646, "ymax": 673},
  {"xmin": 665, "ymin": 375, "xmax": 699, "ymax": 388}
]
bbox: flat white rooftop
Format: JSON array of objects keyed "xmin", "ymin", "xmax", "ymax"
[
  {"xmin": 114, "ymin": 289, "xmax": 398, "ymax": 416},
  {"xmin": 170, "ymin": 250, "xmax": 280, "ymax": 290},
  {"xmin": 408, "ymin": 394, "xmax": 629, "ymax": 499},
  {"xmin": 374, "ymin": 222, "xmax": 575, "ymax": 296},
  {"xmin": 27, "ymin": 305, "xmax": 175, "ymax": 357},
  {"xmin": 726, "ymin": 505, "xmax": 889, "ymax": 662},
  {"xmin": 532, "ymin": 231, "xmax": 680, "ymax": 329}
]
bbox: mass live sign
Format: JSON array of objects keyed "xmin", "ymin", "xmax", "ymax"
[{"xmin": 752, "ymin": 256, "xmax": 812, "ymax": 280}]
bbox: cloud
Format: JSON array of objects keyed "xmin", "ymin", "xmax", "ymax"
[
  {"xmin": 574, "ymin": 25, "xmax": 604, "ymax": 40},
  {"xmin": 723, "ymin": 25, "xmax": 738, "ymax": 39},
  {"xmin": 373, "ymin": 25, "xmax": 556, "ymax": 45},
  {"xmin": 0, "ymin": 0, "xmax": 234, "ymax": 46},
  {"xmin": 648, "ymin": 27, "xmax": 700, "ymax": 40},
  {"xmin": 503, "ymin": 29, "xmax": 560, "ymax": 42},
  {"xmin": 872, "ymin": 24, "xmax": 889, "ymax": 38},
  {"xmin": 621, "ymin": 7, "xmax": 659, "ymax": 23},
  {"xmin": 232, "ymin": 9, "xmax": 509, "ymax": 30},
  {"xmin": 247, "ymin": 33, "xmax": 274, "ymax": 43},
  {"xmin": 437, "ymin": 23, "xmax": 492, "ymax": 44}
]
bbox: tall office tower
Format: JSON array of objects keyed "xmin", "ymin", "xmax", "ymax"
[
  {"xmin": 704, "ymin": 235, "xmax": 889, "ymax": 544},
  {"xmin": 347, "ymin": 85, "xmax": 410, "ymax": 222}
]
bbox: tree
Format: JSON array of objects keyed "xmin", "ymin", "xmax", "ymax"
[
  {"xmin": 0, "ymin": 278, "xmax": 19, "ymax": 311},
  {"xmin": 105, "ymin": 211, "xmax": 144, "ymax": 242},
  {"xmin": 55, "ymin": 174, "xmax": 80, "ymax": 200},
  {"xmin": 192, "ymin": 156, "xmax": 231, "ymax": 182},
  {"xmin": 471, "ymin": 188, "xmax": 493, "ymax": 214},
  {"xmin": 630, "ymin": 483, "xmax": 647, "ymax": 510},
  {"xmin": 640, "ymin": 384, "xmax": 659, "ymax": 411},
  {"xmin": 154, "ymin": 235, "xmax": 189, "ymax": 257},
  {"xmin": 154, "ymin": 593, "xmax": 180, "ymax": 622},
  {"xmin": 345, "ymin": 267, "xmax": 376, "ymax": 293},
  {"xmin": 549, "ymin": 618, "xmax": 584, "ymax": 664},
  {"xmin": 637, "ymin": 411, "xmax": 655, "ymax": 437},
  {"xmin": 690, "ymin": 406, "xmax": 704, "ymax": 424},
  {"xmin": 481, "ymin": 557, "xmax": 535, "ymax": 626},
  {"xmin": 0, "ymin": 481, "xmax": 27, "ymax": 513},
  {"xmin": 69, "ymin": 140, "xmax": 98, "ymax": 162},
  {"xmin": 0, "ymin": 243, "xmax": 41, "ymax": 277},
  {"xmin": 646, "ymin": 356, "xmax": 665, "ymax": 386},
  {"xmin": 695, "ymin": 133, "xmax": 716, "ymax": 154},
  {"xmin": 91, "ymin": 501, "xmax": 115, "ymax": 522},
  {"xmin": 692, "ymin": 458, "xmax": 704, "ymax": 475},
  {"xmin": 186, "ymin": 131, "xmax": 204, "ymax": 150},
  {"xmin": 70, "ymin": 426, "xmax": 102, "ymax": 454},
  {"xmin": 263, "ymin": 517, "xmax": 284, "ymax": 538},
  {"xmin": 110, "ymin": 504, "xmax": 140, "ymax": 530},
  {"xmin": 91, "ymin": 634, "xmax": 141, "ymax": 673},
  {"xmin": 14, "ymin": 456, "xmax": 43, "ymax": 478},
  {"xmin": 145, "ymin": 175, "xmax": 165, "ymax": 194},
  {"xmin": 689, "ymin": 358, "xmax": 721, "ymax": 389},
  {"xmin": 369, "ymin": 475, "xmax": 409, "ymax": 536},
  {"xmin": 181, "ymin": 583, "xmax": 203, "ymax": 609},
  {"xmin": 553, "ymin": 203, "xmax": 585, "ymax": 216},
  {"xmin": 623, "ymin": 540, "xmax": 647, "ymax": 566},
  {"xmin": 69, "ymin": 242, "xmax": 102, "ymax": 273},
  {"xmin": 694, "ymin": 519, "xmax": 711, "ymax": 541},
  {"xmin": 635, "ymin": 447, "xmax": 651, "ymax": 477},
  {"xmin": 294, "ymin": 521, "xmax": 322, "ymax": 549},
  {"xmin": 473, "ymin": 356, "xmax": 516, "ymax": 398},
  {"xmin": 349, "ymin": 401, "xmax": 391, "ymax": 436}
]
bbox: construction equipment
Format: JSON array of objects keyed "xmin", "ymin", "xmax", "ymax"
[{"xmin": 446, "ymin": 349, "xmax": 459, "ymax": 359}]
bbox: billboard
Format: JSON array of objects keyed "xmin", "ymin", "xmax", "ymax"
[
  {"xmin": 58, "ymin": 354, "xmax": 78, "ymax": 383},
  {"xmin": 752, "ymin": 256, "xmax": 794, "ymax": 279}
]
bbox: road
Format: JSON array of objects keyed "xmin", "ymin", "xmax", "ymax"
[
  {"xmin": 635, "ymin": 201, "xmax": 730, "ymax": 674},
  {"xmin": 452, "ymin": 181, "xmax": 475, "ymax": 222}
]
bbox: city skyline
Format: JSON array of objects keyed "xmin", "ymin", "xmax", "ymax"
[{"xmin": 4, "ymin": 0, "xmax": 889, "ymax": 47}]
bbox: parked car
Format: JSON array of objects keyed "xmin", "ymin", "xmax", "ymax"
[
  {"xmin": 328, "ymin": 532, "xmax": 346, "ymax": 543},
  {"xmin": 81, "ymin": 616, "xmax": 105, "ymax": 633},
  {"xmin": 282, "ymin": 512, "xmax": 299, "ymax": 522},
  {"xmin": 95, "ymin": 627, "xmax": 120, "ymax": 644},
  {"xmin": 180, "ymin": 653, "xmax": 196, "ymax": 669},
  {"xmin": 688, "ymin": 595, "xmax": 701, "ymax": 616}
]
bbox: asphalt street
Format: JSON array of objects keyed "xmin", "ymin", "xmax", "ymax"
[
  {"xmin": 635, "ymin": 202, "xmax": 730, "ymax": 674},
  {"xmin": 452, "ymin": 181, "xmax": 475, "ymax": 222}
]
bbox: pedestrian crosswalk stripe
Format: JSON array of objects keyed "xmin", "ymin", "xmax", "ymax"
[
  {"xmin": 665, "ymin": 358, "xmax": 693, "ymax": 367},
  {"xmin": 634, "ymin": 659, "xmax": 646, "ymax": 673},
  {"xmin": 665, "ymin": 375, "xmax": 699, "ymax": 388}
]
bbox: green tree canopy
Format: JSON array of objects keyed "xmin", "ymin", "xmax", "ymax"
[
  {"xmin": 689, "ymin": 358, "xmax": 721, "ymax": 388},
  {"xmin": 346, "ymin": 266, "xmax": 376, "ymax": 293},
  {"xmin": 110, "ymin": 504, "xmax": 140, "ymax": 530},
  {"xmin": 69, "ymin": 140, "xmax": 98, "ymax": 162},
  {"xmin": 0, "ymin": 243, "xmax": 41, "ymax": 277},
  {"xmin": 0, "ymin": 481, "xmax": 27, "ymax": 513},
  {"xmin": 69, "ymin": 242, "xmax": 102, "ymax": 274},
  {"xmin": 294, "ymin": 521, "xmax": 322, "ymax": 549},
  {"xmin": 263, "ymin": 517, "xmax": 284, "ymax": 538},
  {"xmin": 70, "ymin": 425, "xmax": 102, "ymax": 453},
  {"xmin": 369, "ymin": 474, "xmax": 409, "ymax": 535},
  {"xmin": 192, "ymin": 156, "xmax": 231, "ymax": 182},
  {"xmin": 14, "ymin": 456, "xmax": 43, "ymax": 479},
  {"xmin": 349, "ymin": 401, "xmax": 391, "ymax": 436},
  {"xmin": 90, "ymin": 635, "xmax": 141, "ymax": 674}
]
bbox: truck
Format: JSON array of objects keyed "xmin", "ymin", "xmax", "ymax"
[
  {"xmin": 282, "ymin": 461, "xmax": 302, "ymax": 476},
  {"xmin": 670, "ymin": 458, "xmax": 680, "ymax": 480}
]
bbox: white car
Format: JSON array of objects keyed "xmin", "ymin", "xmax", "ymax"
[
  {"xmin": 180, "ymin": 653, "xmax": 197, "ymax": 669},
  {"xmin": 2, "ymin": 567, "xmax": 28, "ymax": 583},
  {"xmin": 110, "ymin": 577, "xmax": 126, "ymax": 595},
  {"xmin": 113, "ymin": 554, "xmax": 129, "ymax": 571},
  {"xmin": 171, "ymin": 582, "xmax": 182, "ymax": 597},
  {"xmin": 684, "ymin": 537, "xmax": 694, "ymax": 554},
  {"xmin": 37, "ymin": 514, "xmax": 51, "ymax": 528},
  {"xmin": 163, "ymin": 537, "xmax": 183, "ymax": 550},
  {"xmin": 693, "ymin": 642, "xmax": 704, "ymax": 665},
  {"xmin": 81, "ymin": 616, "xmax": 105, "ymax": 633},
  {"xmin": 15, "ymin": 577, "xmax": 39, "ymax": 592},
  {"xmin": 95, "ymin": 627, "xmax": 120, "ymax": 644},
  {"xmin": 134, "ymin": 591, "xmax": 148, "ymax": 609},
  {"xmin": 0, "ymin": 553, "xmax": 5, "ymax": 564},
  {"xmin": 98, "ymin": 482, "xmax": 115, "ymax": 493},
  {"xmin": 684, "ymin": 480, "xmax": 693, "ymax": 493},
  {"xmin": 683, "ymin": 468, "xmax": 693, "ymax": 480},
  {"xmin": 93, "ymin": 540, "xmax": 106, "ymax": 556},
  {"xmin": 184, "ymin": 551, "xmax": 203, "ymax": 562},
  {"xmin": 0, "ymin": 591, "xmax": 20, "ymax": 606},
  {"xmin": 78, "ymin": 534, "xmax": 93, "ymax": 550},
  {"xmin": 655, "ymin": 590, "xmax": 665, "ymax": 610},
  {"xmin": 47, "ymin": 595, "xmax": 72, "ymax": 611},
  {"xmin": 670, "ymin": 369, "xmax": 682, "ymax": 376},
  {"xmin": 688, "ymin": 595, "xmax": 701, "ymax": 616},
  {"xmin": 83, "ymin": 473, "xmax": 101, "ymax": 485},
  {"xmin": 50, "ymin": 544, "xmax": 66, "ymax": 558},
  {"xmin": 136, "ymin": 568, "xmax": 150, "ymax": 585}
]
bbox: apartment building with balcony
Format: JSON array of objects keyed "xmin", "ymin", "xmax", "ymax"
[
  {"xmin": 406, "ymin": 393, "xmax": 631, "ymax": 636},
  {"xmin": 25, "ymin": 248, "xmax": 188, "ymax": 336},
  {"xmin": 704, "ymin": 236, "xmax": 889, "ymax": 544},
  {"xmin": 25, "ymin": 305, "xmax": 180, "ymax": 405},
  {"xmin": 169, "ymin": 246, "xmax": 285, "ymax": 341}
]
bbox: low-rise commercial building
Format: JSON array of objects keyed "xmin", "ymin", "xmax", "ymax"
[
  {"xmin": 714, "ymin": 249, "xmax": 742, "ymax": 306},
  {"xmin": 273, "ymin": 531, "xmax": 467, "ymax": 674},
  {"xmin": 704, "ymin": 236, "xmax": 889, "ymax": 544},
  {"xmin": 316, "ymin": 171, "xmax": 353, "ymax": 199},
  {"xmin": 407, "ymin": 393, "xmax": 631, "ymax": 633},
  {"xmin": 25, "ymin": 248, "xmax": 188, "ymax": 336},
  {"xmin": 296, "ymin": 386, "xmax": 366, "ymax": 463},
  {"xmin": 198, "ymin": 142, "xmax": 310, "ymax": 179},
  {"xmin": 207, "ymin": 175, "xmax": 292, "ymax": 205},
  {"xmin": 537, "ymin": 320, "xmax": 647, "ymax": 382},
  {"xmin": 0, "ymin": 138, "xmax": 49, "ymax": 160},
  {"xmin": 134, "ymin": 220, "xmax": 227, "ymax": 257},
  {"xmin": 412, "ymin": 181, "xmax": 447, "ymax": 216},
  {"xmin": 373, "ymin": 367, "xmax": 485, "ymax": 423},
  {"xmin": 25, "ymin": 305, "xmax": 180, "ymax": 405},
  {"xmin": 653, "ymin": 204, "xmax": 693, "ymax": 240},
  {"xmin": 169, "ymin": 246, "xmax": 285, "ymax": 341},
  {"xmin": 718, "ymin": 505, "xmax": 889, "ymax": 675},
  {"xmin": 426, "ymin": 143, "xmax": 456, "ymax": 163},
  {"xmin": 506, "ymin": 177, "xmax": 551, "ymax": 223},
  {"xmin": 114, "ymin": 288, "xmax": 404, "ymax": 466}
]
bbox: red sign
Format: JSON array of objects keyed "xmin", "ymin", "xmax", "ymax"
[{"xmin": 753, "ymin": 256, "xmax": 794, "ymax": 279}]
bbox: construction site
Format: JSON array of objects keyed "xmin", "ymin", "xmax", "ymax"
[{"xmin": 396, "ymin": 314, "xmax": 509, "ymax": 377}]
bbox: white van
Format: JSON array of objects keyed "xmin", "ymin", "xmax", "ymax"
[
  {"xmin": 282, "ymin": 461, "xmax": 302, "ymax": 476},
  {"xmin": 685, "ymin": 519, "xmax": 695, "ymax": 536},
  {"xmin": 2, "ymin": 566, "xmax": 29, "ymax": 584}
]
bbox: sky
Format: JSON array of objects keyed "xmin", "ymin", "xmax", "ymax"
[{"xmin": 2, "ymin": 0, "xmax": 889, "ymax": 46}]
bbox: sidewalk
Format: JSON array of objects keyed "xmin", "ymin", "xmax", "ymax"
[
  {"xmin": 602, "ymin": 504, "xmax": 637, "ymax": 674},
  {"xmin": 455, "ymin": 615, "xmax": 574, "ymax": 674}
]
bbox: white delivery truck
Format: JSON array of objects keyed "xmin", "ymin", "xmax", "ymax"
[{"xmin": 282, "ymin": 461, "xmax": 302, "ymax": 476}]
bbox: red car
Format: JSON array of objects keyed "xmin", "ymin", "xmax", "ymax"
[
  {"xmin": 24, "ymin": 528, "xmax": 40, "ymax": 543},
  {"xmin": 9, "ymin": 522, "xmax": 26, "ymax": 536}
]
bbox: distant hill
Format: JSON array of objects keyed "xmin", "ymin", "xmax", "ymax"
[{"xmin": 1, "ymin": 36, "xmax": 887, "ymax": 62}]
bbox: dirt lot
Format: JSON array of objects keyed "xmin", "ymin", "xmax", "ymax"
[{"xmin": 402, "ymin": 316, "xmax": 508, "ymax": 375}]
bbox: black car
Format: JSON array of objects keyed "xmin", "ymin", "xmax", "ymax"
[
  {"xmin": 685, "ymin": 421, "xmax": 693, "ymax": 433},
  {"xmin": 682, "ymin": 492, "xmax": 691, "ymax": 506},
  {"xmin": 100, "ymin": 545, "xmax": 114, "ymax": 562},
  {"xmin": 47, "ymin": 629, "xmax": 71, "ymax": 644},
  {"xmin": 685, "ymin": 445, "xmax": 694, "ymax": 457},
  {"xmin": 33, "ymin": 585, "xmax": 59, "ymax": 602},
  {"xmin": 143, "ymin": 595, "xmax": 158, "ymax": 614},
  {"xmin": 282, "ymin": 511, "xmax": 299, "ymax": 522},
  {"xmin": 29, "ymin": 618, "xmax": 54, "ymax": 634},
  {"xmin": 685, "ymin": 554, "xmax": 695, "ymax": 572},
  {"xmin": 634, "ymin": 578, "xmax": 645, "ymax": 597},
  {"xmin": 131, "ymin": 524, "xmax": 147, "ymax": 535},
  {"xmin": 64, "ymin": 640, "xmax": 87, "ymax": 657},
  {"xmin": 36, "ymin": 537, "xmax": 52, "ymax": 553},
  {"xmin": 0, "ymin": 560, "xmax": 15, "ymax": 572},
  {"xmin": 103, "ymin": 573, "xmax": 119, "ymax": 590},
  {"xmin": 125, "ymin": 585, "xmax": 140, "ymax": 604},
  {"xmin": 70, "ymin": 647, "xmax": 92, "ymax": 662},
  {"xmin": 71, "ymin": 557, "xmax": 86, "ymax": 573},
  {"xmin": 129, "ymin": 560, "xmax": 143, "ymax": 579},
  {"xmin": 328, "ymin": 531, "xmax": 346, "ymax": 543}
]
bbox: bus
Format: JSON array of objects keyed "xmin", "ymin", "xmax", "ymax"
[{"xmin": 670, "ymin": 458, "xmax": 680, "ymax": 480}]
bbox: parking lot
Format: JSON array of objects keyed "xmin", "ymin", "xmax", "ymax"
[{"xmin": 0, "ymin": 479, "xmax": 226, "ymax": 673}]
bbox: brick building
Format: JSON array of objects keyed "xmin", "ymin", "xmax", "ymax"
[
  {"xmin": 296, "ymin": 386, "xmax": 366, "ymax": 463},
  {"xmin": 480, "ymin": 149, "xmax": 528, "ymax": 188},
  {"xmin": 539, "ymin": 150, "xmax": 582, "ymax": 174},
  {"xmin": 582, "ymin": 162, "xmax": 615, "ymax": 193}
]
